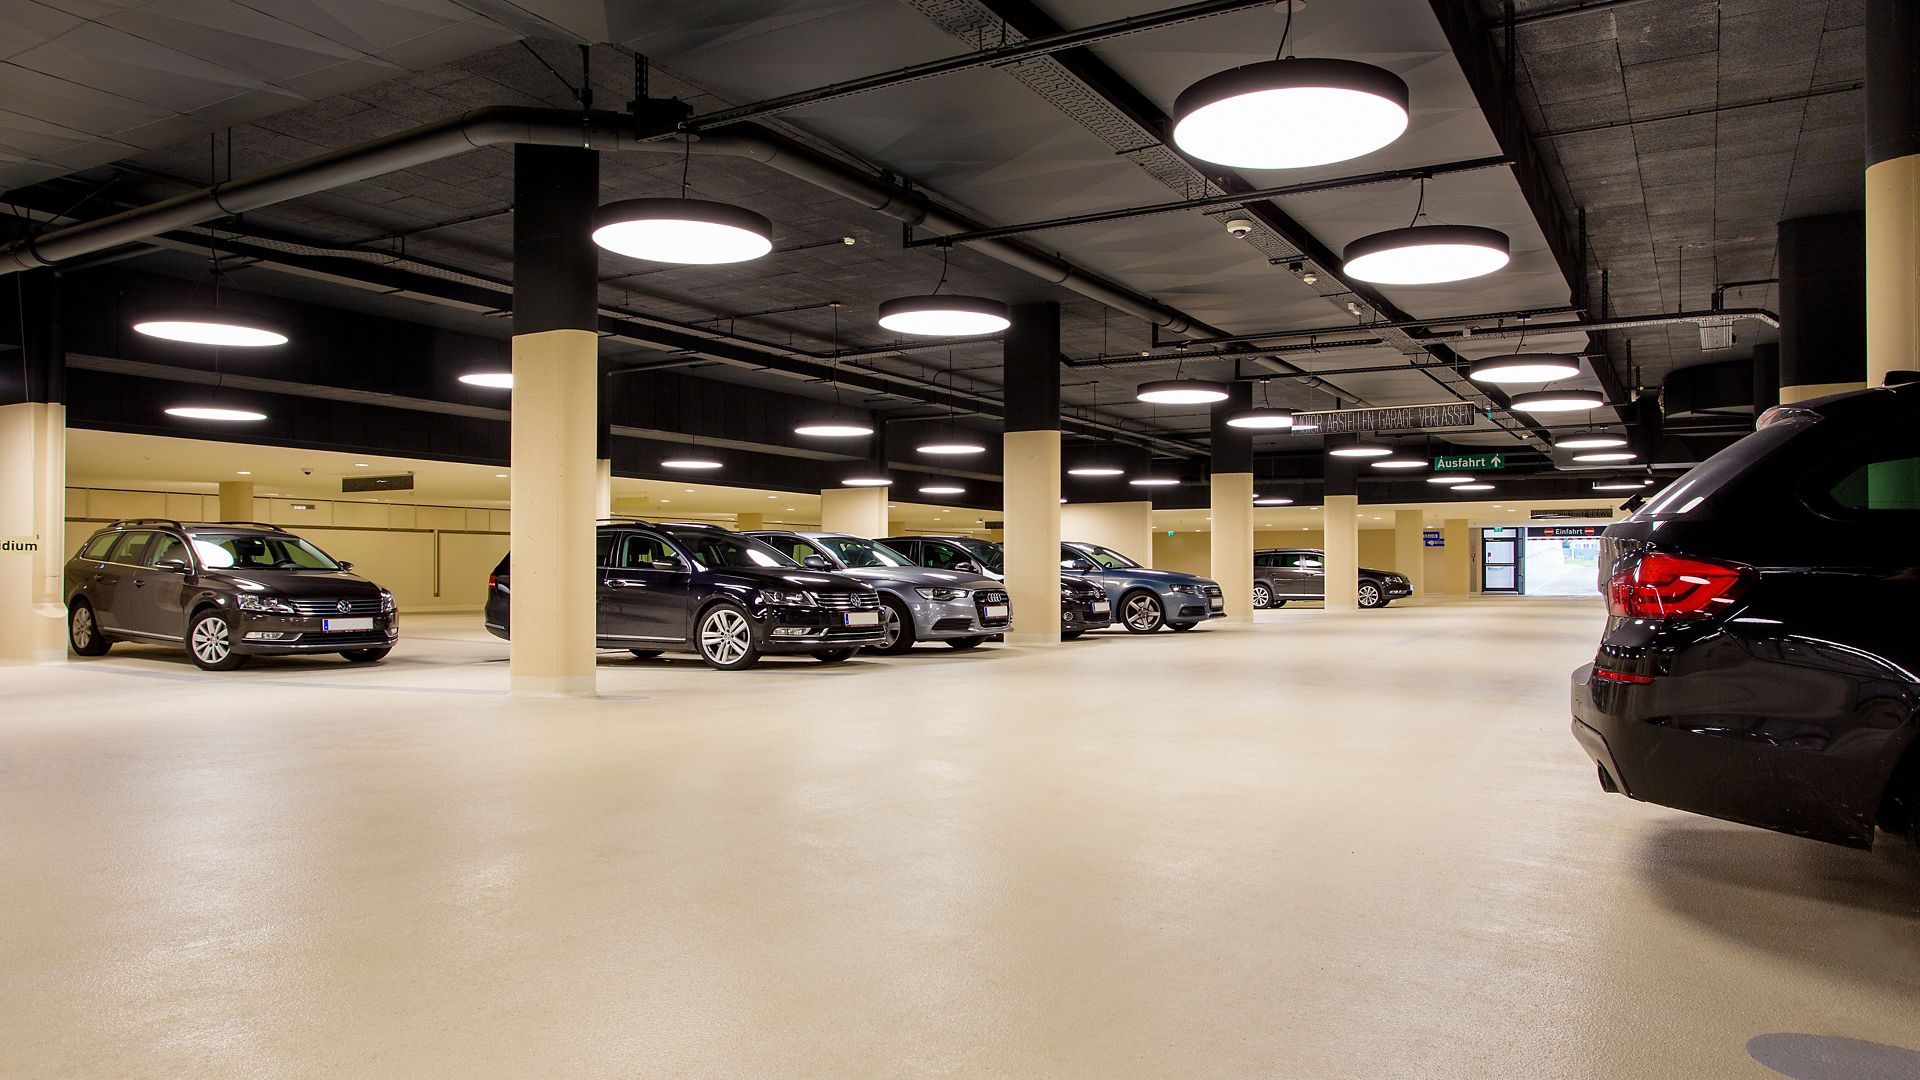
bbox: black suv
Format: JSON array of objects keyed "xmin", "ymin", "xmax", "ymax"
[
  {"xmin": 1252, "ymin": 548, "xmax": 1412, "ymax": 609},
  {"xmin": 485, "ymin": 521, "xmax": 885, "ymax": 670},
  {"xmin": 880, "ymin": 534, "xmax": 1114, "ymax": 638},
  {"xmin": 1571, "ymin": 376, "xmax": 1920, "ymax": 852},
  {"xmin": 64, "ymin": 519, "xmax": 397, "ymax": 670}
]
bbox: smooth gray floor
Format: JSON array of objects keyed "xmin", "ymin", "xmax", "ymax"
[{"xmin": 2, "ymin": 601, "xmax": 1916, "ymax": 1079}]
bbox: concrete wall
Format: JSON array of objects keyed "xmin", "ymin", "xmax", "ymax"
[{"xmin": 64, "ymin": 487, "xmax": 509, "ymax": 613}]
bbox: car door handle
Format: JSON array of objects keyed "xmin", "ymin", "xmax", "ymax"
[
  {"xmin": 132, "ymin": 579, "xmax": 146, "ymax": 588},
  {"xmin": 607, "ymin": 578, "xmax": 645, "ymax": 589}
]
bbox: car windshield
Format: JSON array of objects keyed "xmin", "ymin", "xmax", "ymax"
[
  {"xmin": 189, "ymin": 531, "xmax": 341, "ymax": 571},
  {"xmin": 817, "ymin": 536, "xmax": 911, "ymax": 568},
  {"xmin": 672, "ymin": 531, "xmax": 794, "ymax": 570},
  {"xmin": 950, "ymin": 537, "xmax": 1004, "ymax": 573},
  {"xmin": 1075, "ymin": 544, "xmax": 1139, "ymax": 570}
]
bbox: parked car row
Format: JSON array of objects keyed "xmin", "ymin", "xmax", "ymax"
[{"xmin": 1252, "ymin": 548, "xmax": 1414, "ymax": 609}]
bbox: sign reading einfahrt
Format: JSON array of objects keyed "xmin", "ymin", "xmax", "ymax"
[{"xmin": 1290, "ymin": 402, "xmax": 1475, "ymax": 435}]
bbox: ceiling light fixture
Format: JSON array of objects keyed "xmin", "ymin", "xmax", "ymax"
[
  {"xmin": 1469, "ymin": 353, "xmax": 1581, "ymax": 385},
  {"xmin": 1427, "ymin": 474, "xmax": 1473, "ymax": 485},
  {"xmin": 1226, "ymin": 406, "xmax": 1296, "ymax": 429},
  {"xmin": 1328, "ymin": 442, "xmax": 1392, "ymax": 458},
  {"xmin": 1171, "ymin": 47, "xmax": 1410, "ymax": 170},
  {"xmin": 1370, "ymin": 454, "xmax": 1428, "ymax": 470},
  {"xmin": 460, "ymin": 371, "xmax": 512, "ymax": 389},
  {"xmin": 1553, "ymin": 432, "xmax": 1629, "ymax": 450},
  {"xmin": 661, "ymin": 457, "xmax": 723, "ymax": 470},
  {"xmin": 1571, "ymin": 450, "xmax": 1638, "ymax": 463},
  {"xmin": 591, "ymin": 198, "xmax": 772, "ymax": 265},
  {"xmin": 132, "ymin": 308, "xmax": 288, "ymax": 348},
  {"xmin": 1453, "ymin": 483, "xmax": 1494, "ymax": 492},
  {"xmin": 917, "ymin": 440, "xmax": 987, "ymax": 455},
  {"xmin": 1129, "ymin": 477, "xmax": 1180, "ymax": 487},
  {"xmin": 164, "ymin": 406, "xmax": 266, "ymax": 422},
  {"xmin": 1512, "ymin": 388, "xmax": 1606, "ymax": 413},
  {"xmin": 878, "ymin": 295, "xmax": 1010, "ymax": 337},
  {"xmin": 1067, "ymin": 466, "xmax": 1125, "ymax": 477},
  {"xmin": 1137, "ymin": 379, "xmax": 1230, "ymax": 405},
  {"xmin": 1344, "ymin": 224, "xmax": 1510, "ymax": 284},
  {"xmin": 1254, "ymin": 496, "xmax": 1294, "ymax": 505},
  {"xmin": 1593, "ymin": 479, "xmax": 1651, "ymax": 491},
  {"xmin": 919, "ymin": 483, "xmax": 966, "ymax": 495},
  {"xmin": 793, "ymin": 421, "xmax": 873, "ymax": 438},
  {"xmin": 842, "ymin": 471, "xmax": 892, "ymax": 487}
]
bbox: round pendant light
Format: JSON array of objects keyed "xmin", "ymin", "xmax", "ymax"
[
  {"xmin": 1067, "ymin": 466, "xmax": 1125, "ymax": 477},
  {"xmin": 1171, "ymin": 58, "xmax": 1410, "ymax": 170},
  {"xmin": 1427, "ymin": 474, "xmax": 1474, "ymax": 485},
  {"xmin": 1254, "ymin": 495, "xmax": 1294, "ymax": 506},
  {"xmin": 1469, "ymin": 353, "xmax": 1581, "ymax": 385},
  {"xmin": 841, "ymin": 472, "xmax": 892, "ymax": 487},
  {"xmin": 794, "ymin": 420, "xmax": 874, "ymax": 438},
  {"xmin": 1594, "ymin": 478, "xmax": 1655, "ymax": 491},
  {"xmin": 165, "ymin": 405, "xmax": 267, "ymax": 422},
  {"xmin": 1137, "ymin": 379, "xmax": 1230, "ymax": 405},
  {"xmin": 1327, "ymin": 441, "xmax": 1392, "ymax": 458},
  {"xmin": 1343, "ymin": 225, "xmax": 1510, "ymax": 285},
  {"xmin": 1226, "ymin": 407, "xmax": 1296, "ymax": 430},
  {"xmin": 1452, "ymin": 483, "xmax": 1494, "ymax": 492},
  {"xmin": 1512, "ymin": 388, "xmax": 1606, "ymax": 413},
  {"xmin": 591, "ymin": 198, "xmax": 773, "ymax": 265},
  {"xmin": 919, "ymin": 482, "xmax": 966, "ymax": 495},
  {"xmin": 1129, "ymin": 477, "xmax": 1180, "ymax": 487},
  {"xmin": 133, "ymin": 308, "xmax": 288, "ymax": 348},
  {"xmin": 1370, "ymin": 454, "xmax": 1428, "ymax": 470},
  {"xmin": 877, "ymin": 295, "xmax": 1010, "ymax": 337},
  {"xmin": 661, "ymin": 456, "xmax": 723, "ymax": 470},
  {"xmin": 916, "ymin": 439, "xmax": 987, "ymax": 455},
  {"xmin": 1572, "ymin": 450, "xmax": 1638, "ymax": 463},
  {"xmin": 1553, "ymin": 432, "xmax": 1629, "ymax": 450},
  {"xmin": 459, "ymin": 371, "xmax": 513, "ymax": 389}
]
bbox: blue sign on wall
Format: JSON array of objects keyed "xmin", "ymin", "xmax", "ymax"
[{"xmin": 1423, "ymin": 529, "xmax": 1444, "ymax": 548}]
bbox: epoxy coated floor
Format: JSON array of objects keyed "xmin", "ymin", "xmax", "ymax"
[{"xmin": 2, "ymin": 600, "xmax": 1916, "ymax": 1079}]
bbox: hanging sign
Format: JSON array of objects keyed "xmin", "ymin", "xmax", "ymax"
[
  {"xmin": 1289, "ymin": 401, "xmax": 1476, "ymax": 435},
  {"xmin": 1433, "ymin": 453, "xmax": 1505, "ymax": 472}
]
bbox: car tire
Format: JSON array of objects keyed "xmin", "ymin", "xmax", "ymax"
[
  {"xmin": 1168, "ymin": 620, "xmax": 1198, "ymax": 632},
  {"xmin": 187, "ymin": 608, "xmax": 250, "ymax": 671},
  {"xmin": 341, "ymin": 647, "xmax": 391, "ymax": 663},
  {"xmin": 945, "ymin": 636, "xmax": 985, "ymax": 650},
  {"xmin": 813, "ymin": 648, "xmax": 855, "ymax": 663},
  {"xmin": 1358, "ymin": 581, "xmax": 1386, "ymax": 609},
  {"xmin": 68, "ymin": 600, "xmax": 111, "ymax": 656},
  {"xmin": 1252, "ymin": 583, "xmax": 1271, "ymax": 609},
  {"xmin": 1120, "ymin": 591, "xmax": 1165, "ymax": 634},
  {"xmin": 1270, "ymin": 599, "xmax": 1288, "ymax": 608},
  {"xmin": 627, "ymin": 648, "xmax": 664, "ymax": 659},
  {"xmin": 695, "ymin": 603, "xmax": 760, "ymax": 670},
  {"xmin": 868, "ymin": 596, "xmax": 917, "ymax": 655}
]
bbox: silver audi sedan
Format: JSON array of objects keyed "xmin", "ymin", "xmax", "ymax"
[{"xmin": 745, "ymin": 531, "xmax": 1011, "ymax": 654}]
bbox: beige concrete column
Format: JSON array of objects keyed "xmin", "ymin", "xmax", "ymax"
[
  {"xmin": 1867, "ymin": 155, "xmax": 1918, "ymax": 388},
  {"xmin": 1061, "ymin": 501, "xmax": 1154, "ymax": 565},
  {"xmin": 1209, "ymin": 472, "xmax": 1254, "ymax": 621},
  {"xmin": 1442, "ymin": 518, "xmax": 1472, "ymax": 596},
  {"xmin": 820, "ymin": 487, "xmax": 887, "ymax": 537},
  {"xmin": 509, "ymin": 328, "xmax": 599, "ymax": 696},
  {"xmin": 1003, "ymin": 428, "xmax": 1062, "ymax": 645},
  {"xmin": 735, "ymin": 511, "xmax": 764, "ymax": 531},
  {"xmin": 1394, "ymin": 509, "xmax": 1427, "ymax": 601},
  {"xmin": 217, "ymin": 480, "xmax": 254, "ymax": 523},
  {"xmin": 0, "ymin": 402, "xmax": 68, "ymax": 663},
  {"xmin": 594, "ymin": 458, "xmax": 612, "ymax": 520},
  {"xmin": 1322, "ymin": 495, "xmax": 1359, "ymax": 610}
]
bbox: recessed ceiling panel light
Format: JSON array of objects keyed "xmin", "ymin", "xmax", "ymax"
[
  {"xmin": 1226, "ymin": 407, "xmax": 1295, "ymax": 429},
  {"xmin": 591, "ymin": 198, "xmax": 772, "ymax": 264},
  {"xmin": 877, "ymin": 295, "xmax": 1010, "ymax": 337},
  {"xmin": 164, "ymin": 406, "xmax": 266, "ymax": 422},
  {"xmin": 1469, "ymin": 353, "xmax": 1581, "ymax": 385},
  {"xmin": 460, "ymin": 371, "xmax": 513, "ymax": 389},
  {"xmin": 1171, "ymin": 58, "xmax": 1410, "ymax": 169},
  {"xmin": 1137, "ymin": 379, "xmax": 1229, "ymax": 405},
  {"xmin": 132, "ymin": 308, "xmax": 288, "ymax": 347},
  {"xmin": 1512, "ymin": 388, "xmax": 1606, "ymax": 413},
  {"xmin": 1342, "ymin": 224, "xmax": 1510, "ymax": 284}
]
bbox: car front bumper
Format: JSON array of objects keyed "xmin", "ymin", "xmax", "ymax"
[
  {"xmin": 908, "ymin": 593, "xmax": 1013, "ymax": 640},
  {"xmin": 1061, "ymin": 595, "xmax": 1113, "ymax": 631},
  {"xmin": 1166, "ymin": 589, "xmax": 1227, "ymax": 622},
  {"xmin": 757, "ymin": 607, "xmax": 888, "ymax": 652},
  {"xmin": 234, "ymin": 609, "xmax": 398, "ymax": 653}
]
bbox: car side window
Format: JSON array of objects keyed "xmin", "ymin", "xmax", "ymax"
[
  {"xmin": 596, "ymin": 533, "xmax": 615, "ymax": 567},
  {"xmin": 616, "ymin": 533, "xmax": 675, "ymax": 570},
  {"xmin": 1827, "ymin": 455, "xmax": 1920, "ymax": 513},
  {"xmin": 144, "ymin": 533, "xmax": 187, "ymax": 567},
  {"xmin": 1255, "ymin": 553, "xmax": 1280, "ymax": 568},
  {"xmin": 79, "ymin": 533, "xmax": 117, "ymax": 560},
  {"xmin": 770, "ymin": 537, "xmax": 825, "ymax": 564},
  {"xmin": 921, "ymin": 542, "xmax": 966, "ymax": 571},
  {"xmin": 1296, "ymin": 554, "xmax": 1323, "ymax": 569},
  {"xmin": 108, "ymin": 531, "xmax": 154, "ymax": 565}
]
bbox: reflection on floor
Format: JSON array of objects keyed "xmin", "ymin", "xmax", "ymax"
[{"xmin": 2, "ymin": 601, "xmax": 1915, "ymax": 1079}]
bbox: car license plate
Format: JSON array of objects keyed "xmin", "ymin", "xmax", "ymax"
[
  {"xmin": 323, "ymin": 617, "xmax": 374, "ymax": 632},
  {"xmin": 1208, "ymin": 597, "xmax": 1223, "ymax": 609},
  {"xmin": 1091, "ymin": 602, "xmax": 1109, "ymax": 614},
  {"xmin": 984, "ymin": 604, "xmax": 1009, "ymax": 619},
  {"xmin": 844, "ymin": 611, "xmax": 879, "ymax": 626}
]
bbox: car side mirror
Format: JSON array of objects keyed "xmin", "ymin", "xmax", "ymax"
[
  {"xmin": 802, "ymin": 554, "xmax": 833, "ymax": 570},
  {"xmin": 958, "ymin": 560, "xmax": 984, "ymax": 574},
  {"xmin": 156, "ymin": 557, "xmax": 192, "ymax": 574},
  {"xmin": 337, "ymin": 561, "xmax": 354, "ymax": 572},
  {"xmin": 654, "ymin": 556, "xmax": 686, "ymax": 573}
]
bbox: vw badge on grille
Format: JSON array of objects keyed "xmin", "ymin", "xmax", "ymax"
[{"xmin": 336, "ymin": 600, "xmax": 352, "ymax": 613}]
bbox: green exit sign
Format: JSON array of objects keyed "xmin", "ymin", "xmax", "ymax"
[{"xmin": 1434, "ymin": 453, "xmax": 1505, "ymax": 472}]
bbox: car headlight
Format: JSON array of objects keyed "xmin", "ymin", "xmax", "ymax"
[
  {"xmin": 759, "ymin": 588, "xmax": 812, "ymax": 607},
  {"xmin": 1168, "ymin": 583, "xmax": 1204, "ymax": 595},
  {"xmin": 236, "ymin": 594, "xmax": 297, "ymax": 614},
  {"xmin": 915, "ymin": 586, "xmax": 971, "ymax": 601},
  {"xmin": 379, "ymin": 589, "xmax": 396, "ymax": 612}
]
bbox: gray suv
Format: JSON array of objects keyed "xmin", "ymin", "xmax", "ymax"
[
  {"xmin": 64, "ymin": 518, "xmax": 398, "ymax": 670},
  {"xmin": 1253, "ymin": 548, "xmax": 1412, "ymax": 609},
  {"xmin": 745, "ymin": 531, "xmax": 1009, "ymax": 653},
  {"xmin": 1059, "ymin": 541, "xmax": 1225, "ymax": 633}
]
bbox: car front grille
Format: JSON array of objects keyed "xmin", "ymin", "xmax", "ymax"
[
  {"xmin": 975, "ymin": 590, "xmax": 1008, "ymax": 606},
  {"xmin": 1202, "ymin": 585, "xmax": 1223, "ymax": 599},
  {"xmin": 932, "ymin": 617, "xmax": 973, "ymax": 632},
  {"xmin": 288, "ymin": 598, "xmax": 381, "ymax": 616},
  {"xmin": 813, "ymin": 590, "xmax": 879, "ymax": 611},
  {"xmin": 975, "ymin": 589, "xmax": 1010, "ymax": 626}
]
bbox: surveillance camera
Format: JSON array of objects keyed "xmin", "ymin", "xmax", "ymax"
[
  {"xmin": 302, "ymin": 468, "xmax": 313, "ymax": 476},
  {"xmin": 1224, "ymin": 217, "xmax": 1255, "ymax": 237}
]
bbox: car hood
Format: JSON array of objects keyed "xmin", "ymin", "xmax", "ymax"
[
  {"xmin": 832, "ymin": 565, "xmax": 1001, "ymax": 591},
  {"xmin": 1360, "ymin": 566, "xmax": 1400, "ymax": 577},
  {"xmin": 205, "ymin": 569, "xmax": 381, "ymax": 597},
  {"xmin": 1098, "ymin": 566, "xmax": 1217, "ymax": 587},
  {"xmin": 715, "ymin": 565, "xmax": 872, "ymax": 592}
]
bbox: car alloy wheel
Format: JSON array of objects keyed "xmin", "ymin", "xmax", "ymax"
[
  {"xmin": 697, "ymin": 605, "xmax": 759, "ymax": 670},
  {"xmin": 68, "ymin": 603, "xmax": 109, "ymax": 656},
  {"xmin": 1252, "ymin": 583, "xmax": 1271, "ymax": 609},
  {"xmin": 868, "ymin": 597, "xmax": 916, "ymax": 655},
  {"xmin": 1122, "ymin": 592, "xmax": 1164, "ymax": 633},
  {"xmin": 187, "ymin": 610, "xmax": 249, "ymax": 671},
  {"xmin": 1358, "ymin": 582, "xmax": 1384, "ymax": 608}
]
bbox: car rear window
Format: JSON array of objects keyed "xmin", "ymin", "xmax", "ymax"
[
  {"xmin": 78, "ymin": 533, "xmax": 117, "ymax": 560},
  {"xmin": 1632, "ymin": 417, "xmax": 1811, "ymax": 519}
]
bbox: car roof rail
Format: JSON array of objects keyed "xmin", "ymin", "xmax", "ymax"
[
  {"xmin": 655, "ymin": 521, "xmax": 728, "ymax": 530},
  {"xmin": 596, "ymin": 516, "xmax": 655, "ymax": 527},
  {"xmin": 107, "ymin": 518, "xmax": 186, "ymax": 531},
  {"xmin": 205, "ymin": 521, "xmax": 285, "ymax": 531}
]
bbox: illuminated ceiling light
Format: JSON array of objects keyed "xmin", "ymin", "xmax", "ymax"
[
  {"xmin": 1427, "ymin": 474, "xmax": 1474, "ymax": 485},
  {"xmin": 1067, "ymin": 466, "xmax": 1125, "ymax": 477},
  {"xmin": 1512, "ymin": 388, "xmax": 1606, "ymax": 413},
  {"xmin": 1171, "ymin": 58, "xmax": 1410, "ymax": 170},
  {"xmin": 919, "ymin": 483, "xmax": 966, "ymax": 495},
  {"xmin": 842, "ymin": 471, "xmax": 892, "ymax": 487},
  {"xmin": 1370, "ymin": 454, "xmax": 1428, "ymax": 470},
  {"xmin": 661, "ymin": 457, "xmax": 723, "ymax": 470},
  {"xmin": 916, "ymin": 439, "xmax": 987, "ymax": 455},
  {"xmin": 164, "ymin": 405, "xmax": 266, "ymax": 422},
  {"xmin": 132, "ymin": 308, "xmax": 288, "ymax": 347},
  {"xmin": 1254, "ymin": 496, "xmax": 1294, "ymax": 505},
  {"xmin": 1129, "ymin": 476, "xmax": 1180, "ymax": 487},
  {"xmin": 877, "ymin": 295, "xmax": 1010, "ymax": 337},
  {"xmin": 1226, "ymin": 407, "xmax": 1296, "ymax": 429},
  {"xmin": 590, "ymin": 198, "xmax": 772, "ymax": 265},
  {"xmin": 1572, "ymin": 450, "xmax": 1638, "ymax": 463},
  {"xmin": 1593, "ymin": 479, "xmax": 1651, "ymax": 491},
  {"xmin": 1137, "ymin": 379, "xmax": 1230, "ymax": 405},
  {"xmin": 460, "ymin": 371, "xmax": 512, "ymax": 389},
  {"xmin": 1469, "ymin": 353, "xmax": 1581, "ymax": 385},
  {"xmin": 1343, "ymin": 224, "xmax": 1510, "ymax": 284},
  {"xmin": 1328, "ymin": 442, "xmax": 1392, "ymax": 458},
  {"xmin": 1453, "ymin": 483, "xmax": 1494, "ymax": 492},
  {"xmin": 794, "ymin": 420, "xmax": 874, "ymax": 438},
  {"xmin": 1553, "ymin": 432, "xmax": 1629, "ymax": 450},
  {"xmin": 235, "ymin": 470, "xmax": 251, "ymax": 475}
]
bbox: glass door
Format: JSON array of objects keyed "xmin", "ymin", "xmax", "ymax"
[{"xmin": 1481, "ymin": 528, "xmax": 1520, "ymax": 593}]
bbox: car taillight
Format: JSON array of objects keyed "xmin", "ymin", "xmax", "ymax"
[
  {"xmin": 1592, "ymin": 666, "xmax": 1655, "ymax": 685},
  {"xmin": 488, "ymin": 573, "xmax": 497, "ymax": 589},
  {"xmin": 1605, "ymin": 553, "xmax": 1747, "ymax": 620}
]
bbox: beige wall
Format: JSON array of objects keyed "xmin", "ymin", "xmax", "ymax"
[
  {"xmin": 1062, "ymin": 501, "xmax": 1154, "ymax": 568},
  {"xmin": 64, "ymin": 487, "xmax": 508, "ymax": 613},
  {"xmin": 1154, "ymin": 527, "xmax": 1401, "ymax": 578}
]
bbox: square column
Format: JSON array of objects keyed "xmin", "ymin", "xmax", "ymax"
[
  {"xmin": 735, "ymin": 511, "xmax": 764, "ymax": 531},
  {"xmin": 1442, "ymin": 518, "xmax": 1473, "ymax": 595},
  {"xmin": 1002, "ymin": 301, "xmax": 1061, "ymax": 645},
  {"xmin": 1866, "ymin": 0, "xmax": 1918, "ymax": 388},
  {"xmin": 1394, "ymin": 509, "xmax": 1427, "ymax": 602},
  {"xmin": 820, "ymin": 487, "xmax": 886, "ymax": 537},
  {"xmin": 1207, "ymin": 381, "xmax": 1254, "ymax": 621},
  {"xmin": 218, "ymin": 481, "xmax": 254, "ymax": 523},
  {"xmin": 1322, "ymin": 495, "xmax": 1359, "ymax": 610},
  {"xmin": 0, "ymin": 402, "xmax": 67, "ymax": 663}
]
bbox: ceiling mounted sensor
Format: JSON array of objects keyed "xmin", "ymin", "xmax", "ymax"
[
  {"xmin": 1553, "ymin": 432, "xmax": 1629, "ymax": 450},
  {"xmin": 1327, "ymin": 441, "xmax": 1392, "ymax": 458},
  {"xmin": 1343, "ymin": 224, "xmax": 1510, "ymax": 285},
  {"xmin": 1427, "ymin": 474, "xmax": 1474, "ymax": 485},
  {"xmin": 132, "ymin": 308, "xmax": 288, "ymax": 348},
  {"xmin": 661, "ymin": 456, "xmax": 723, "ymax": 470},
  {"xmin": 1370, "ymin": 454, "xmax": 1428, "ymax": 470},
  {"xmin": 878, "ymin": 295, "xmax": 1010, "ymax": 337},
  {"xmin": 591, "ymin": 198, "xmax": 773, "ymax": 265},
  {"xmin": 459, "ymin": 371, "xmax": 512, "ymax": 389},
  {"xmin": 1227, "ymin": 407, "xmax": 1296, "ymax": 430},
  {"xmin": 1512, "ymin": 388, "xmax": 1606, "ymax": 414},
  {"xmin": 1172, "ymin": 57, "xmax": 1409, "ymax": 170},
  {"xmin": 1469, "ymin": 353, "xmax": 1581, "ymax": 385},
  {"xmin": 1137, "ymin": 379, "xmax": 1230, "ymax": 405},
  {"xmin": 165, "ymin": 405, "xmax": 266, "ymax": 422},
  {"xmin": 919, "ymin": 483, "xmax": 966, "ymax": 495},
  {"xmin": 1571, "ymin": 450, "xmax": 1638, "ymax": 463}
]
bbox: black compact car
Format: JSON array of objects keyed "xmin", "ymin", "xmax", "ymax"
[
  {"xmin": 879, "ymin": 534, "xmax": 1112, "ymax": 638},
  {"xmin": 63, "ymin": 519, "xmax": 397, "ymax": 670},
  {"xmin": 1252, "ymin": 548, "xmax": 1412, "ymax": 609},
  {"xmin": 1571, "ymin": 376, "xmax": 1920, "ymax": 851},
  {"xmin": 485, "ymin": 521, "xmax": 885, "ymax": 670}
]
